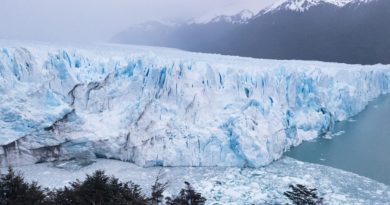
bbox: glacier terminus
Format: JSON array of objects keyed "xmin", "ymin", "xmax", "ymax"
[{"xmin": 0, "ymin": 41, "xmax": 390, "ymax": 168}]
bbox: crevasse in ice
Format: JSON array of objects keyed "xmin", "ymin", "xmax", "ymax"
[{"xmin": 0, "ymin": 42, "xmax": 389, "ymax": 167}]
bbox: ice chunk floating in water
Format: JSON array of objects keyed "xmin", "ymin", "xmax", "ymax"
[{"xmin": 0, "ymin": 41, "xmax": 389, "ymax": 167}]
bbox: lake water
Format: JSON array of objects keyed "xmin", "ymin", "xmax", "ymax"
[{"xmin": 286, "ymin": 94, "xmax": 390, "ymax": 185}]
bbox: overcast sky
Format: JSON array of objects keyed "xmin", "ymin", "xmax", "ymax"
[{"xmin": 0, "ymin": 0, "xmax": 277, "ymax": 43}]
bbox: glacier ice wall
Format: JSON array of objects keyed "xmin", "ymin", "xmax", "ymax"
[{"xmin": 0, "ymin": 42, "xmax": 389, "ymax": 167}]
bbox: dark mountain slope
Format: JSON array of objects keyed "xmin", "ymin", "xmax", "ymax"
[{"xmin": 113, "ymin": 0, "xmax": 390, "ymax": 65}]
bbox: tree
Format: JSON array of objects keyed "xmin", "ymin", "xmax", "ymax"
[
  {"xmin": 0, "ymin": 167, "xmax": 208, "ymax": 205},
  {"xmin": 166, "ymin": 182, "xmax": 206, "ymax": 205},
  {"xmin": 48, "ymin": 170, "xmax": 148, "ymax": 205},
  {"xmin": 149, "ymin": 169, "xmax": 169, "ymax": 205},
  {"xmin": 0, "ymin": 167, "xmax": 46, "ymax": 205},
  {"xmin": 284, "ymin": 184, "xmax": 324, "ymax": 205}
]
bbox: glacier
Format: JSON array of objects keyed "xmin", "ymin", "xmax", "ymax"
[{"xmin": 0, "ymin": 41, "xmax": 389, "ymax": 167}]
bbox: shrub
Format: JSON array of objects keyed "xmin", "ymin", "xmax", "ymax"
[
  {"xmin": 284, "ymin": 184, "xmax": 323, "ymax": 205},
  {"xmin": 47, "ymin": 170, "xmax": 148, "ymax": 205},
  {"xmin": 0, "ymin": 167, "xmax": 207, "ymax": 205},
  {"xmin": 166, "ymin": 181, "xmax": 206, "ymax": 205}
]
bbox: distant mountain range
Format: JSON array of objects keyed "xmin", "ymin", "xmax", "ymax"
[{"xmin": 113, "ymin": 0, "xmax": 390, "ymax": 65}]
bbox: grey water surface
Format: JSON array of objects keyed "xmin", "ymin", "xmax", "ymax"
[{"xmin": 286, "ymin": 94, "xmax": 390, "ymax": 185}]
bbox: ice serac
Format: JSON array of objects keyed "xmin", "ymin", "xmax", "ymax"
[{"xmin": 0, "ymin": 42, "xmax": 389, "ymax": 167}]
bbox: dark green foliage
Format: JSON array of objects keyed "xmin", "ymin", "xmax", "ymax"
[
  {"xmin": 284, "ymin": 184, "xmax": 323, "ymax": 205},
  {"xmin": 0, "ymin": 167, "xmax": 207, "ymax": 205},
  {"xmin": 47, "ymin": 170, "xmax": 148, "ymax": 205},
  {"xmin": 0, "ymin": 167, "xmax": 46, "ymax": 205},
  {"xmin": 166, "ymin": 181, "xmax": 206, "ymax": 205}
]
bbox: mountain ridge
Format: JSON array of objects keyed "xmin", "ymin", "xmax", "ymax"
[
  {"xmin": 113, "ymin": 0, "xmax": 390, "ymax": 65},
  {"xmin": 193, "ymin": 0, "xmax": 375, "ymax": 25}
]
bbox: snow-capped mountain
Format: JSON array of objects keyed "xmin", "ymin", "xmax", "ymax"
[
  {"xmin": 192, "ymin": 0, "xmax": 373, "ymax": 24},
  {"xmin": 1, "ymin": 41, "xmax": 390, "ymax": 168},
  {"xmin": 190, "ymin": 0, "xmax": 272, "ymax": 25},
  {"xmin": 190, "ymin": 0, "xmax": 376, "ymax": 24},
  {"xmin": 192, "ymin": 10, "xmax": 255, "ymax": 25},
  {"xmin": 113, "ymin": 0, "xmax": 390, "ymax": 65},
  {"xmin": 262, "ymin": 0, "xmax": 369, "ymax": 13}
]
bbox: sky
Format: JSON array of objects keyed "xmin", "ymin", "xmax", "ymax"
[{"xmin": 0, "ymin": 0, "xmax": 277, "ymax": 43}]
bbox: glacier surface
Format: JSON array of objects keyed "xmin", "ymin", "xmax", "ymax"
[
  {"xmin": 5, "ymin": 158, "xmax": 390, "ymax": 204},
  {"xmin": 0, "ymin": 41, "xmax": 389, "ymax": 167}
]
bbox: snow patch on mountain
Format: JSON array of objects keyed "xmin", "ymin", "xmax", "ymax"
[
  {"xmin": 263, "ymin": 0, "xmax": 373, "ymax": 13},
  {"xmin": 192, "ymin": 10, "xmax": 255, "ymax": 24},
  {"xmin": 189, "ymin": 0, "xmax": 273, "ymax": 24}
]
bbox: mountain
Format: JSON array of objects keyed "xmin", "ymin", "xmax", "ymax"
[
  {"xmin": 1, "ymin": 41, "xmax": 390, "ymax": 168},
  {"xmin": 113, "ymin": 0, "xmax": 390, "ymax": 65},
  {"xmin": 189, "ymin": 9, "xmax": 255, "ymax": 25},
  {"xmin": 262, "ymin": 0, "xmax": 359, "ymax": 13}
]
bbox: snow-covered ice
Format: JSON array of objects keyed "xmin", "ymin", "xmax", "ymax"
[
  {"xmin": 0, "ymin": 40, "xmax": 389, "ymax": 167},
  {"xmin": 4, "ymin": 158, "xmax": 390, "ymax": 204}
]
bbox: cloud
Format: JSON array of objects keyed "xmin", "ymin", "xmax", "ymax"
[{"xmin": 0, "ymin": 0, "xmax": 276, "ymax": 42}]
